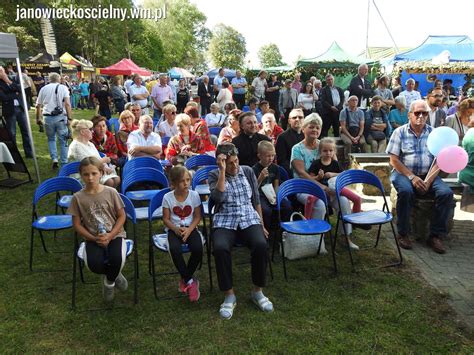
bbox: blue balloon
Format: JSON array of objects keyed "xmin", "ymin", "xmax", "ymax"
[{"xmin": 427, "ymin": 126, "xmax": 459, "ymax": 156}]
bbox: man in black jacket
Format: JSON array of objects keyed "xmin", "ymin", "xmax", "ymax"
[
  {"xmin": 0, "ymin": 66, "xmax": 33, "ymax": 158},
  {"xmin": 320, "ymin": 74, "xmax": 345, "ymax": 137},
  {"xmin": 348, "ymin": 63, "xmax": 373, "ymax": 110},
  {"xmin": 275, "ymin": 108, "xmax": 304, "ymax": 177},
  {"xmin": 198, "ymin": 75, "xmax": 213, "ymax": 116},
  {"xmin": 232, "ymin": 112, "xmax": 271, "ymax": 167}
]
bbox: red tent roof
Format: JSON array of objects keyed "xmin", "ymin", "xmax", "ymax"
[{"xmin": 100, "ymin": 58, "xmax": 151, "ymax": 76}]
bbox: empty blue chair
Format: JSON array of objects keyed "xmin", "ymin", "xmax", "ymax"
[
  {"xmin": 148, "ymin": 190, "xmax": 212, "ymax": 299},
  {"xmin": 277, "ymin": 179, "xmax": 337, "ymax": 279},
  {"xmin": 209, "ymin": 127, "xmax": 222, "ymax": 136},
  {"xmin": 335, "ymin": 169, "xmax": 403, "ymax": 270},
  {"xmin": 122, "ymin": 156, "xmax": 164, "ymax": 178},
  {"xmin": 57, "ymin": 161, "xmax": 82, "ymax": 209},
  {"xmin": 192, "ymin": 165, "xmax": 217, "ymax": 198},
  {"xmin": 30, "ymin": 177, "xmax": 83, "ymax": 271},
  {"xmin": 122, "ymin": 167, "xmax": 168, "ymax": 203},
  {"xmin": 184, "ymin": 154, "xmax": 216, "ymax": 170},
  {"xmin": 71, "ymin": 193, "xmax": 138, "ymax": 309},
  {"xmin": 108, "ymin": 117, "xmax": 120, "ymax": 133}
]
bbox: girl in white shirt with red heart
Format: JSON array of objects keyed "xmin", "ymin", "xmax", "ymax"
[{"xmin": 162, "ymin": 166, "xmax": 203, "ymax": 302}]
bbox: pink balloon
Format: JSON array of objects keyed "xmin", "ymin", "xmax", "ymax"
[{"xmin": 437, "ymin": 146, "xmax": 468, "ymax": 174}]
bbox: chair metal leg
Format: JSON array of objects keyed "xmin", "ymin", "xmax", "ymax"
[
  {"xmin": 280, "ymin": 230, "xmax": 288, "ymax": 281},
  {"xmin": 38, "ymin": 230, "xmax": 48, "ymax": 253},
  {"xmin": 79, "ymin": 259, "xmax": 85, "ymax": 283},
  {"xmin": 374, "ymin": 224, "xmax": 382, "ymax": 248},
  {"xmin": 341, "ymin": 216, "xmax": 355, "ymax": 272},
  {"xmin": 327, "ymin": 231, "xmax": 338, "ymax": 274},
  {"xmin": 390, "ymin": 221, "xmax": 403, "ymax": 266},
  {"xmin": 150, "ymin": 246, "xmax": 158, "ymax": 300},
  {"xmin": 71, "ymin": 234, "xmax": 78, "ymax": 310}
]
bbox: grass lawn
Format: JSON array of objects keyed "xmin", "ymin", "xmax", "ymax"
[{"xmin": 0, "ymin": 109, "xmax": 473, "ymax": 352}]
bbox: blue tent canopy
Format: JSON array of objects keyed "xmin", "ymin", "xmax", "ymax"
[{"xmin": 395, "ymin": 35, "xmax": 474, "ymax": 62}]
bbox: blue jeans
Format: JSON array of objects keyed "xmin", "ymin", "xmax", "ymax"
[
  {"xmin": 44, "ymin": 115, "xmax": 69, "ymax": 164},
  {"xmin": 6, "ymin": 106, "xmax": 33, "ymax": 157},
  {"xmin": 391, "ymin": 171, "xmax": 453, "ymax": 238}
]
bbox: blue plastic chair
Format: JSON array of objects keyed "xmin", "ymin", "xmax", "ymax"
[
  {"xmin": 108, "ymin": 117, "xmax": 120, "ymax": 133},
  {"xmin": 184, "ymin": 154, "xmax": 217, "ymax": 170},
  {"xmin": 71, "ymin": 193, "xmax": 138, "ymax": 309},
  {"xmin": 30, "ymin": 177, "xmax": 83, "ymax": 271},
  {"xmin": 335, "ymin": 169, "xmax": 403, "ymax": 270},
  {"xmin": 192, "ymin": 165, "xmax": 217, "ymax": 198},
  {"xmin": 242, "ymin": 105, "xmax": 250, "ymax": 112},
  {"xmin": 122, "ymin": 167, "xmax": 168, "ymax": 203},
  {"xmin": 56, "ymin": 161, "xmax": 82, "ymax": 209},
  {"xmin": 147, "ymin": 190, "xmax": 212, "ymax": 299},
  {"xmin": 208, "ymin": 127, "xmax": 222, "ymax": 136},
  {"xmin": 122, "ymin": 156, "xmax": 164, "ymax": 179},
  {"xmin": 277, "ymin": 179, "xmax": 337, "ymax": 279},
  {"xmin": 161, "ymin": 136, "xmax": 171, "ymax": 147}
]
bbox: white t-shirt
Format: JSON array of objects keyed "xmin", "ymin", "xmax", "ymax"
[
  {"xmin": 251, "ymin": 77, "xmax": 267, "ymax": 99},
  {"xmin": 205, "ymin": 112, "xmax": 226, "ymax": 127},
  {"xmin": 36, "ymin": 83, "xmax": 70, "ymax": 115},
  {"xmin": 126, "ymin": 130, "xmax": 162, "ymax": 160},
  {"xmin": 162, "ymin": 190, "xmax": 201, "ymax": 229},
  {"xmin": 156, "ymin": 119, "xmax": 178, "ymax": 138},
  {"xmin": 129, "ymin": 84, "xmax": 148, "ymax": 108}
]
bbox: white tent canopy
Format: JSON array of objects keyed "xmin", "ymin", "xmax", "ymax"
[{"xmin": 0, "ymin": 32, "xmax": 41, "ymax": 183}]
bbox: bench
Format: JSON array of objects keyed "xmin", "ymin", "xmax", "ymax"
[{"xmin": 349, "ymin": 153, "xmax": 391, "ymax": 195}]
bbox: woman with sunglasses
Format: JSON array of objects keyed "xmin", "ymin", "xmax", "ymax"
[{"xmin": 155, "ymin": 103, "xmax": 178, "ymax": 138}]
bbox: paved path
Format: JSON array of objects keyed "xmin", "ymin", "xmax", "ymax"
[{"xmin": 364, "ymin": 193, "xmax": 474, "ymax": 328}]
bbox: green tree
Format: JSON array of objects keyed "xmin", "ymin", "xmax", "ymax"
[
  {"xmin": 143, "ymin": 0, "xmax": 208, "ymax": 70},
  {"xmin": 208, "ymin": 24, "xmax": 247, "ymax": 70},
  {"xmin": 257, "ymin": 43, "xmax": 285, "ymax": 68}
]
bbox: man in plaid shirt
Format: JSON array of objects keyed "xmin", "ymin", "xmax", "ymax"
[{"xmin": 387, "ymin": 99, "xmax": 453, "ymax": 254}]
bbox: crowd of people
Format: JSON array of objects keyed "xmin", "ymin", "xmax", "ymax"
[{"xmin": 1, "ymin": 63, "xmax": 473, "ymax": 320}]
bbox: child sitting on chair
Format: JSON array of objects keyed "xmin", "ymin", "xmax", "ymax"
[
  {"xmin": 308, "ymin": 137, "xmax": 364, "ymax": 250},
  {"xmin": 67, "ymin": 157, "xmax": 127, "ymax": 302},
  {"xmin": 162, "ymin": 166, "xmax": 203, "ymax": 302},
  {"xmin": 252, "ymin": 141, "xmax": 292, "ymax": 229}
]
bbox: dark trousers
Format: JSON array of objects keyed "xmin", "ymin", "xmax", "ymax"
[
  {"xmin": 114, "ymin": 99, "xmax": 125, "ymax": 114},
  {"xmin": 260, "ymin": 195, "xmax": 292, "ymax": 229},
  {"xmin": 213, "ymin": 224, "xmax": 268, "ymax": 292},
  {"xmin": 391, "ymin": 172, "xmax": 454, "ymax": 238},
  {"xmin": 99, "ymin": 106, "xmax": 111, "ymax": 119},
  {"xmin": 233, "ymin": 93, "xmax": 246, "ymax": 109},
  {"xmin": 281, "ymin": 108, "xmax": 293, "ymax": 130},
  {"xmin": 84, "ymin": 238, "xmax": 125, "ymax": 283},
  {"xmin": 321, "ymin": 111, "xmax": 340, "ymax": 138},
  {"xmin": 168, "ymin": 229, "xmax": 203, "ymax": 283},
  {"xmin": 268, "ymin": 100, "xmax": 280, "ymax": 120},
  {"xmin": 6, "ymin": 106, "xmax": 33, "ymax": 157},
  {"xmin": 200, "ymin": 101, "xmax": 211, "ymax": 116}
]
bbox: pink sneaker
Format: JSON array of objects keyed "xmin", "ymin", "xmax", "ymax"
[
  {"xmin": 178, "ymin": 279, "xmax": 187, "ymax": 293},
  {"xmin": 187, "ymin": 279, "xmax": 200, "ymax": 302}
]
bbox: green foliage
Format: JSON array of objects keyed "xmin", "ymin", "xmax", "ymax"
[
  {"xmin": 208, "ymin": 23, "xmax": 247, "ymax": 70},
  {"xmin": 257, "ymin": 43, "xmax": 284, "ymax": 68},
  {"xmin": 143, "ymin": 0, "xmax": 208, "ymax": 71},
  {"xmin": 6, "ymin": 26, "xmax": 40, "ymax": 56},
  {"xmin": 129, "ymin": 21, "xmax": 166, "ymax": 71}
]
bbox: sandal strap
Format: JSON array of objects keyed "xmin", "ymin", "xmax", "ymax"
[{"xmin": 254, "ymin": 296, "xmax": 273, "ymax": 311}]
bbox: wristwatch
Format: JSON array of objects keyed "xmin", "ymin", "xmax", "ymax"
[{"xmin": 408, "ymin": 174, "xmax": 415, "ymax": 181}]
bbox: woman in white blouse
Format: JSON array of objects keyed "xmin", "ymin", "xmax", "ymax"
[
  {"xmin": 216, "ymin": 80, "xmax": 234, "ymax": 112},
  {"xmin": 297, "ymin": 81, "xmax": 318, "ymax": 117}
]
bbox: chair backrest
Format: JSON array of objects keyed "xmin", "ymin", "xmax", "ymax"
[
  {"xmin": 184, "ymin": 154, "xmax": 217, "ymax": 170},
  {"xmin": 108, "ymin": 118, "xmax": 120, "ymax": 133},
  {"xmin": 278, "ymin": 165, "xmax": 289, "ymax": 183},
  {"xmin": 277, "ymin": 178, "xmax": 328, "ymax": 211},
  {"xmin": 335, "ymin": 169, "xmax": 385, "ymax": 197},
  {"xmin": 98, "ymin": 151, "xmax": 106, "ymax": 158},
  {"xmin": 33, "ymin": 177, "xmax": 83, "ymax": 206},
  {"xmin": 121, "ymin": 168, "xmax": 169, "ymax": 194},
  {"xmin": 192, "ymin": 165, "xmax": 218, "ymax": 189},
  {"xmin": 148, "ymin": 187, "xmax": 171, "ymax": 221},
  {"xmin": 161, "ymin": 136, "xmax": 171, "ymax": 147},
  {"xmin": 122, "ymin": 156, "xmax": 164, "ymax": 178},
  {"xmin": 209, "ymin": 127, "xmax": 222, "ymax": 136},
  {"xmin": 119, "ymin": 193, "xmax": 136, "ymax": 224},
  {"xmin": 57, "ymin": 161, "xmax": 81, "ymax": 177}
]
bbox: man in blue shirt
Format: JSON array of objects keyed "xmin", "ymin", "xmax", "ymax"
[
  {"xmin": 231, "ymin": 70, "xmax": 247, "ymax": 109},
  {"xmin": 387, "ymin": 99, "xmax": 453, "ymax": 254},
  {"xmin": 79, "ymin": 79, "xmax": 90, "ymax": 109}
]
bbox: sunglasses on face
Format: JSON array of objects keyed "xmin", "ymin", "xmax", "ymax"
[
  {"xmin": 412, "ymin": 111, "xmax": 429, "ymax": 117},
  {"xmin": 290, "ymin": 116, "xmax": 304, "ymax": 119}
]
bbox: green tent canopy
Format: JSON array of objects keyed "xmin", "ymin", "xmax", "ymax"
[{"xmin": 298, "ymin": 41, "xmax": 371, "ymax": 68}]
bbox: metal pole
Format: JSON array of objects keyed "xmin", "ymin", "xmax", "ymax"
[
  {"xmin": 15, "ymin": 58, "xmax": 41, "ymax": 184},
  {"xmin": 366, "ymin": 0, "xmax": 370, "ymax": 58},
  {"xmin": 372, "ymin": 0, "xmax": 400, "ymax": 54}
]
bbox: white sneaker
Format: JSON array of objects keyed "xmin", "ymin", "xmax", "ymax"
[
  {"xmin": 102, "ymin": 276, "xmax": 115, "ymax": 302},
  {"xmin": 114, "ymin": 273, "xmax": 128, "ymax": 291}
]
